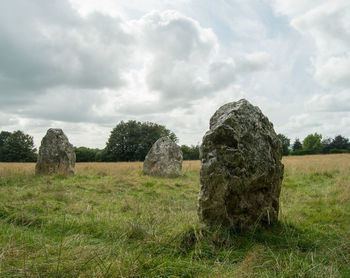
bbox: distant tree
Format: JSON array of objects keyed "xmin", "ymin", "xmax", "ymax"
[
  {"xmin": 0, "ymin": 130, "xmax": 37, "ymax": 162},
  {"xmin": 104, "ymin": 121, "xmax": 178, "ymax": 161},
  {"xmin": 292, "ymin": 138, "xmax": 303, "ymax": 151},
  {"xmin": 321, "ymin": 137, "xmax": 333, "ymax": 154},
  {"xmin": 277, "ymin": 134, "xmax": 290, "ymax": 156},
  {"xmin": 74, "ymin": 147, "xmax": 102, "ymax": 162},
  {"xmin": 302, "ymin": 133, "xmax": 323, "ymax": 154},
  {"xmin": 181, "ymin": 145, "xmax": 200, "ymax": 160},
  {"xmin": 322, "ymin": 135, "xmax": 349, "ymax": 154},
  {"xmin": 331, "ymin": 135, "xmax": 350, "ymax": 150},
  {"xmin": 0, "ymin": 131, "xmax": 11, "ymax": 160}
]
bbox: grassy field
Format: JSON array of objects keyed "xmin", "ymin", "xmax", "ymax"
[{"xmin": 0, "ymin": 155, "xmax": 349, "ymax": 277}]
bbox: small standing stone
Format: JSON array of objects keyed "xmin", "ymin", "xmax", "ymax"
[
  {"xmin": 143, "ymin": 136, "xmax": 183, "ymax": 177},
  {"xmin": 198, "ymin": 99, "xmax": 284, "ymax": 230},
  {"xmin": 35, "ymin": 128, "xmax": 76, "ymax": 176}
]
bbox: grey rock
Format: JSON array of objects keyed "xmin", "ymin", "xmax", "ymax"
[
  {"xmin": 35, "ymin": 128, "xmax": 76, "ymax": 176},
  {"xmin": 143, "ymin": 136, "xmax": 183, "ymax": 177},
  {"xmin": 198, "ymin": 99, "xmax": 284, "ymax": 230}
]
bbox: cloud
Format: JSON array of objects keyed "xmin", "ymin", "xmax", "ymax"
[
  {"xmin": 267, "ymin": 0, "xmax": 350, "ymax": 140},
  {"xmin": 18, "ymin": 88, "xmax": 116, "ymax": 123},
  {"xmin": 139, "ymin": 11, "xmax": 219, "ymax": 101},
  {"xmin": 270, "ymin": 0, "xmax": 326, "ymax": 17},
  {"xmin": 3, "ymin": 0, "xmax": 348, "ymax": 148},
  {"xmin": 1, "ymin": 4, "xmax": 272, "ymax": 126},
  {"xmin": 314, "ymin": 56, "xmax": 350, "ymax": 88},
  {"xmin": 0, "ymin": 0, "xmax": 133, "ymax": 101},
  {"xmin": 274, "ymin": 0, "xmax": 350, "ymax": 91},
  {"xmin": 236, "ymin": 52, "xmax": 271, "ymax": 73},
  {"xmin": 291, "ymin": 1, "xmax": 350, "ymax": 53},
  {"xmin": 136, "ymin": 11, "xmax": 271, "ymax": 106},
  {"xmin": 305, "ymin": 91, "xmax": 350, "ymax": 112}
]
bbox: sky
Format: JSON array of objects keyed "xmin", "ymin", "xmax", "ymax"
[{"xmin": 1, "ymin": 0, "xmax": 350, "ymax": 149}]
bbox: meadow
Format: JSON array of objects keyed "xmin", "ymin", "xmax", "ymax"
[{"xmin": 0, "ymin": 155, "xmax": 349, "ymax": 277}]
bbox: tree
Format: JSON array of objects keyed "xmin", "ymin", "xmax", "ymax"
[
  {"xmin": 74, "ymin": 147, "xmax": 102, "ymax": 162},
  {"xmin": 292, "ymin": 138, "xmax": 303, "ymax": 151},
  {"xmin": 0, "ymin": 130, "xmax": 37, "ymax": 162},
  {"xmin": 104, "ymin": 121, "xmax": 178, "ymax": 161},
  {"xmin": 331, "ymin": 135, "xmax": 350, "ymax": 150},
  {"xmin": 277, "ymin": 134, "xmax": 290, "ymax": 156},
  {"xmin": 302, "ymin": 133, "xmax": 323, "ymax": 154},
  {"xmin": 181, "ymin": 145, "xmax": 200, "ymax": 160},
  {"xmin": 0, "ymin": 131, "xmax": 11, "ymax": 160},
  {"xmin": 321, "ymin": 137, "xmax": 332, "ymax": 154},
  {"xmin": 322, "ymin": 135, "xmax": 349, "ymax": 154}
]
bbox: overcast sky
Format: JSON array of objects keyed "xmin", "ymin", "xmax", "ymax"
[{"xmin": 1, "ymin": 0, "xmax": 350, "ymax": 148}]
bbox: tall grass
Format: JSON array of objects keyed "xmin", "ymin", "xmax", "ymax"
[{"xmin": 0, "ymin": 155, "xmax": 349, "ymax": 277}]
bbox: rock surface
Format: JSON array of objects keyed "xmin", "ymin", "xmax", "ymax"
[
  {"xmin": 198, "ymin": 99, "xmax": 284, "ymax": 230},
  {"xmin": 143, "ymin": 136, "xmax": 183, "ymax": 177},
  {"xmin": 35, "ymin": 128, "xmax": 76, "ymax": 176}
]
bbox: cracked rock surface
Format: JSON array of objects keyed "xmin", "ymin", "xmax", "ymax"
[
  {"xmin": 35, "ymin": 128, "xmax": 76, "ymax": 176},
  {"xmin": 143, "ymin": 136, "xmax": 182, "ymax": 177},
  {"xmin": 198, "ymin": 99, "xmax": 284, "ymax": 230}
]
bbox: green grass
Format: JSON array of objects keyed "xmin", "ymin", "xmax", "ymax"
[{"xmin": 0, "ymin": 157, "xmax": 349, "ymax": 277}]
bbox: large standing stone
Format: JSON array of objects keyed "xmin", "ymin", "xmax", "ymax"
[
  {"xmin": 198, "ymin": 99, "xmax": 284, "ymax": 230},
  {"xmin": 143, "ymin": 136, "xmax": 183, "ymax": 177},
  {"xmin": 35, "ymin": 128, "xmax": 76, "ymax": 176}
]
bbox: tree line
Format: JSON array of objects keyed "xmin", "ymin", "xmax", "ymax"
[
  {"xmin": 1, "ymin": 121, "xmax": 349, "ymax": 162},
  {"xmin": 278, "ymin": 133, "xmax": 350, "ymax": 156},
  {"xmin": 0, "ymin": 121, "xmax": 200, "ymax": 162}
]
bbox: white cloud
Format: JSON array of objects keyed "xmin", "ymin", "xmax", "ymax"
[
  {"xmin": 266, "ymin": 0, "xmax": 350, "ymax": 140},
  {"xmin": 270, "ymin": 0, "xmax": 326, "ymax": 17},
  {"xmin": 275, "ymin": 0, "xmax": 350, "ymax": 91},
  {"xmin": 305, "ymin": 91, "xmax": 350, "ymax": 112},
  {"xmin": 236, "ymin": 52, "xmax": 271, "ymax": 73},
  {"xmin": 291, "ymin": 1, "xmax": 350, "ymax": 54},
  {"xmin": 314, "ymin": 56, "xmax": 350, "ymax": 88}
]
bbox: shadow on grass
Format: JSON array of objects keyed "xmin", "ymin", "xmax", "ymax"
[{"xmin": 175, "ymin": 221, "xmax": 324, "ymax": 258}]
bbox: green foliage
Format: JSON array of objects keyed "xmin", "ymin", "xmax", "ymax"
[
  {"xmin": 181, "ymin": 145, "xmax": 200, "ymax": 160},
  {"xmin": 292, "ymin": 138, "xmax": 302, "ymax": 151},
  {"xmin": 74, "ymin": 147, "xmax": 102, "ymax": 162},
  {"xmin": 291, "ymin": 134, "xmax": 350, "ymax": 156},
  {"xmin": 290, "ymin": 149, "xmax": 315, "ymax": 156},
  {"xmin": 0, "ymin": 130, "xmax": 37, "ymax": 162},
  {"xmin": 277, "ymin": 134, "xmax": 290, "ymax": 156},
  {"xmin": 104, "ymin": 120, "xmax": 178, "ymax": 162},
  {"xmin": 329, "ymin": 148, "xmax": 349, "ymax": 154},
  {"xmin": 302, "ymin": 133, "xmax": 323, "ymax": 154},
  {"xmin": 323, "ymin": 135, "xmax": 350, "ymax": 154}
]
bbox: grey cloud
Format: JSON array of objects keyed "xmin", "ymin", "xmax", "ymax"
[
  {"xmin": 16, "ymin": 88, "xmax": 117, "ymax": 124},
  {"xmin": 0, "ymin": 0, "xmax": 133, "ymax": 102},
  {"xmin": 208, "ymin": 60, "xmax": 236, "ymax": 90}
]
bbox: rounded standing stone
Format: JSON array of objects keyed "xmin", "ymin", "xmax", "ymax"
[
  {"xmin": 198, "ymin": 99, "xmax": 284, "ymax": 230},
  {"xmin": 35, "ymin": 128, "xmax": 76, "ymax": 176},
  {"xmin": 143, "ymin": 136, "xmax": 183, "ymax": 177}
]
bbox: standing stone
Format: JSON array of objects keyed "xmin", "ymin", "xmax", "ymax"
[
  {"xmin": 35, "ymin": 128, "xmax": 76, "ymax": 176},
  {"xmin": 198, "ymin": 99, "xmax": 284, "ymax": 230},
  {"xmin": 143, "ymin": 136, "xmax": 183, "ymax": 177}
]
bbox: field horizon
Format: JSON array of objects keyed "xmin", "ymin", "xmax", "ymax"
[{"xmin": 0, "ymin": 154, "xmax": 349, "ymax": 277}]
